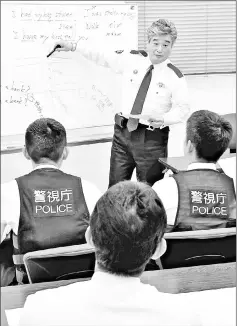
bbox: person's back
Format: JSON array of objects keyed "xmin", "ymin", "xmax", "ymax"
[
  {"xmin": 153, "ymin": 110, "xmax": 236, "ymax": 232},
  {"xmin": 19, "ymin": 271, "xmax": 199, "ymax": 326},
  {"xmin": 171, "ymin": 168, "xmax": 236, "ymax": 231},
  {"xmin": 1, "ymin": 118, "xmax": 101, "ymax": 284},
  {"xmin": 15, "ymin": 168, "xmax": 89, "ymax": 253},
  {"xmin": 20, "ymin": 181, "xmax": 200, "ymax": 326}
]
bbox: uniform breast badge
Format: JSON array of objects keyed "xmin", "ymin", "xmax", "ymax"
[{"xmin": 158, "ymin": 82, "xmax": 165, "ymax": 88}]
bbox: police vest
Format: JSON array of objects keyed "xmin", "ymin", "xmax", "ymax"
[
  {"xmin": 13, "ymin": 168, "xmax": 90, "ymax": 284},
  {"xmin": 171, "ymin": 169, "xmax": 236, "ymax": 232}
]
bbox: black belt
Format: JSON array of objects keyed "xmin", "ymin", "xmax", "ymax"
[{"xmin": 114, "ymin": 114, "xmax": 169, "ymax": 132}]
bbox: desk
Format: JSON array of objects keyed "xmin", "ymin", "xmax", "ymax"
[
  {"xmin": 1, "ymin": 302, "xmax": 8, "ymax": 326},
  {"xmin": 2, "ymin": 262, "xmax": 235, "ymax": 310},
  {"xmin": 158, "ymin": 152, "xmax": 236, "ymax": 174}
]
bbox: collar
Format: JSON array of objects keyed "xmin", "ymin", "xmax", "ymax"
[
  {"xmin": 187, "ymin": 162, "xmax": 217, "ymax": 171},
  {"xmin": 33, "ymin": 164, "xmax": 60, "ymax": 171},
  {"xmin": 152, "ymin": 58, "xmax": 170, "ymax": 70},
  {"xmin": 91, "ymin": 271, "xmax": 140, "ymax": 286}
]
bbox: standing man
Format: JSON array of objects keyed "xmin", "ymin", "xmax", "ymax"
[{"xmin": 53, "ymin": 19, "xmax": 189, "ymax": 186}]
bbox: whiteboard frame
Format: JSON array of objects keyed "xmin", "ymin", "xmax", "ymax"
[{"xmin": 2, "ymin": 1, "xmax": 126, "ymax": 5}]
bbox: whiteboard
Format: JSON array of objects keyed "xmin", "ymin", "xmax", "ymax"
[{"xmin": 1, "ymin": 1, "xmax": 138, "ymax": 145}]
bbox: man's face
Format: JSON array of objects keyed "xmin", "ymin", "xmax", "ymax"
[{"xmin": 146, "ymin": 34, "xmax": 173, "ymax": 64}]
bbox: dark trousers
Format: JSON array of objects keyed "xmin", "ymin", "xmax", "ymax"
[{"xmin": 108, "ymin": 123, "xmax": 169, "ymax": 188}]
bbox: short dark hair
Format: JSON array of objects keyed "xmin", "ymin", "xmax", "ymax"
[
  {"xmin": 186, "ymin": 110, "xmax": 233, "ymax": 162},
  {"xmin": 90, "ymin": 181, "xmax": 167, "ymax": 277},
  {"xmin": 25, "ymin": 118, "xmax": 67, "ymax": 163}
]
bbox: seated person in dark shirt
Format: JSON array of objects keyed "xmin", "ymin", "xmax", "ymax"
[
  {"xmin": 153, "ymin": 110, "xmax": 236, "ymax": 231},
  {"xmin": 1, "ymin": 118, "xmax": 101, "ymax": 284}
]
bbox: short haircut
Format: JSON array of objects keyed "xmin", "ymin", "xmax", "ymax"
[
  {"xmin": 147, "ymin": 19, "xmax": 177, "ymax": 44},
  {"xmin": 25, "ymin": 118, "xmax": 67, "ymax": 163},
  {"xmin": 90, "ymin": 181, "xmax": 167, "ymax": 277},
  {"xmin": 186, "ymin": 110, "xmax": 233, "ymax": 162}
]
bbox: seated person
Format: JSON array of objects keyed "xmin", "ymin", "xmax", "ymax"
[
  {"xmin": 19, "ymin": 181, "xmax": 200, "ymax": 326},
  {"xmin": 1, "ymin": 118, "xmax": 101, "ymax": 284},
  {"xmin": 153, "ymin": 110, "xmax": 236, "ymax": 232}
]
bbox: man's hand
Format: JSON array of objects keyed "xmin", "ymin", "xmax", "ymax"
[
  {"xmin": 53, "ymin": 40, "xmax": 74, "ymax": 52},
  {"xmin": 147, "ymin": 115, "xmax": 164, "ymax": 128}
]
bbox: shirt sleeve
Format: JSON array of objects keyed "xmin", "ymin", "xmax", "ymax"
[
  {"xmin": 162, "ymin": 76, "xmax": 190, "ymax": 127},
  {"xmin": 81, "ymin": 179, "xmax": 102, "ymax": 215},
  {"xmin": 1, "ymin": 180, "xmax": 20, "ymax": 243},
  {"xmin": 218, "ymin": 157, "xmax": 236, "ymax": 191},
  {"xmin": 75, "ymin": 41, "xmax": 129, "ymax": 74},
  {"xmin": 152, "ymin": 177, "xmax": 179, "ymax": 226}
]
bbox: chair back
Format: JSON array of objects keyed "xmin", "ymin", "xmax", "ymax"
[
  {"xmin": 159, "ymin": 227, "xmax": 236, "ymax": 269},
  {"xmin": 23, "ymin": 243, "xmax": 95, "ymax": 283}
]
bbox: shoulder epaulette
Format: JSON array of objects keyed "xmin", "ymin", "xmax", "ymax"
[
  {"xmin": 130, "ymin": 50, "xmax": 148, "ymax": 57},
  {"xmin": 167, "ymin": 63, "xmax": 183, "ymax": 78},
  {"xmin": 115, "ymin": 50, "xmax": 124, "ymax": 54}
]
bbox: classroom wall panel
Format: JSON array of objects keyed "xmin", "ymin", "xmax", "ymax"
[{"xmin": 126, "ymin": 0, "xmax": 236, "ymax": 74}]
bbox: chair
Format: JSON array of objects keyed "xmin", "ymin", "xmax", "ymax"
[
  {"xmin": 23, "ymin": 243, "xmax": 95, "ymax": 283},
  {"xmin": 157, "ymin": 227, "xmax": 236, "ymax": 269},
  {"xmin": 222, "ymin": 113, "xmax": 236, "ymax": 153}
]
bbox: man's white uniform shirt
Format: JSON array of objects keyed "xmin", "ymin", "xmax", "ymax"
[
  {"xmin": 76, "ymin": 45, "xmax": 190, "ymax": 127},
  {"xmin": 218, "ymin": 156, "xmax": 236, "ymax": 190},
  {"xmin": 1, "ymin": 165, "xmax": 102, "ymax": 243},
  {"xmin": 19, "ymin": 271, "xmax": 201, "ymax": 326},
  {"xmin": 152, "ymin": 162, "xmax": 236, "ymax": 226}
]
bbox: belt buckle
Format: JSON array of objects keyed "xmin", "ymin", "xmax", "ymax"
[{"xmin": 146, "ymin": 124, "xmax": 155, "ymax": 131}]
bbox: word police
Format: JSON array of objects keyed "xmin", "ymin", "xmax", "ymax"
[
  {"xmin": 35, "ymin": 203, "xmax": 73, "ymax": 214},
  {"xmin": 192, "ymin": 205, "xmax": 227, "ymax": 216}
]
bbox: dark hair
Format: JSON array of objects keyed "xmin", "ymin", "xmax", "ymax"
[
  {"xmin": 186, "ymin": 110, "xmax": 233, "ymax": 162},
  {"xmin": 90, "ymin": 181, "xmax": 167, "ymax": 277},
  {"xmin": 25, "ymin": 118, "xmax": 67, "ymax": 163}
]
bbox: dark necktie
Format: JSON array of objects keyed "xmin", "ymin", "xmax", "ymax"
[{"xmin": 127, "ymin": 64, "xmax": 154, "ymax": 132}]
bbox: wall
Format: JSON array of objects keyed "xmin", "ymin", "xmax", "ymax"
[
  {"xmin": 1, "ymin": 141, "xmax": 112, "ymax": 193},
  {"xmin": 126, "ymin": 0, "xmax": 236, "ymax": 74}
]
